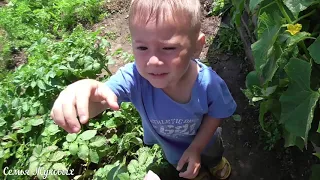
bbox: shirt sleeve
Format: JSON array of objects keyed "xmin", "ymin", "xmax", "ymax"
[
  {"xmin": 104, "ymin": 63, "xmax": 140, "ymax": 104},
  {"xmin": 206, "ymin": 69, "xmax": 237, "ymax": 118}
]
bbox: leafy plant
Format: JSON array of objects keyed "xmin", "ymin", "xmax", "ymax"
[{"xmin": 230, "ymin": 0, "xmax": 320, "ymax": 178}]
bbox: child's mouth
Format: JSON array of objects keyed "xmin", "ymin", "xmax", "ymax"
[{"xmin": 149, "ymin": 73, "xmax": 168, "ymax": 78}]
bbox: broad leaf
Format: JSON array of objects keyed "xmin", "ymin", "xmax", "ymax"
[
  {"xmin": 29, "ymin": 161, "xmax": 40, "ymax": 176},
  {"xmin": 249, "ymin": 0, "xmax": 264, "ymax": 11},
  {"xmin": 50, "ymin": 151, "xmax": 66, "ymax": 162},
  {"xmin": 69, "ymin": 142, "xmax": 79, "ymax": 155},
  {"xmin": 79, "ymin": 130, "xmax": 97, "ymax": 141},
  {"xmin": 52, "ymin": 163, "xmax": 67, "ymax": 171},
  {"xmin": 78, "ymin": 144, "xmax": 89, "ymax": 161},
  {"xmin": 318, "ymin": 122, "xmax": 320, "ymax": 133},
  {"xmin": 29, "ymin": 118, "xmax": 44, "ymax": 126},
  {"xmin": 280, "ymin": 58, "xmax": 320, "ymax": 140},
  {"xmin": 261, "ymin": 44, "xmax": 281, "ymax": 84},
  {"xmin": 287, "ymin": 32, "xmax": 310, "ymax": 46},
  {"xmin": 37, "ymin": 80, "xmax": 46, "ymax": 90},
  {"xmin": 66, "ymin": 133, "xmax": 77, "ymax": 142},
  {"xmin": 310, "ymin": 165, "xmax": 320, "ymax": 180},
  {"xmin": 308, "ymin": 35, "xmax": 320, "ymax": 64},
  {"xmin": 41, "ymin": 146, "xmax": 58, "ymax": 155},
  {"xmin": 283, "ymin": 0, "xmax": 319, "ymax": 17},
  {"xmin": 283, "ymin": 129, "xmax": 304, "ymax": 150},
  {"xmin": 252, "ymin": 23, "xmax": 281, "ymax": 72},
  {"xmin": 90, "ymin": 136, "xmax": 107, "ymax": 147},
  {"xmin": 89, "ymin": 149, "xmax": 99, "ymax": 164}
]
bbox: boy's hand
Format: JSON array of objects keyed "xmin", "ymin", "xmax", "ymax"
[
  {"xmin": 50, "ymin": 79, "xmax": 119, "ymax": 133},
  {"xmin": 176, "ymin": 147, "xmax": 201, "ymax": 179}
]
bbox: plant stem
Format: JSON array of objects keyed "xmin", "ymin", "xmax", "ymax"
[
  {"xmin": 276, "ymin": 0, "xmax": 292, "ymax": 23},
  {"xmin": 293, "ymin": 9, "xmax": 317, "ymax": 24}
]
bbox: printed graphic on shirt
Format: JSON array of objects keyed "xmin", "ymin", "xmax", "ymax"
[{"xmin": 150, "ymin": 118, "xmax": 199, "ymax": 138}]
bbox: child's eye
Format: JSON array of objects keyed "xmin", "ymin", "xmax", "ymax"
[
  {"xmin": 137, "ymin": 46, "xmax": 148, "ymax": 51},
  {"xmin": 163, "ymin": 47, "xmax": 176, "ymax": 50}
]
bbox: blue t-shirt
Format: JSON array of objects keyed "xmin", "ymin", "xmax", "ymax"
[{"xmin": 105, "ymin": 59, "xmax": 237, "ymax": 164}]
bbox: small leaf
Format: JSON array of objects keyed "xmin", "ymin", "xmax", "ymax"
[
  {"xmin": 79, "ymin": 130, "xmax": 97, "ymax": 141},
  {"xmin": 308, "ymin": 35, "xmax": 320, "ymax": 64},
  {"xmin": 50, "ymin": 151, "xmax": 66, "ymax": 162},
  {"xmin": 29, "ymin": 118, "xmax": 44, "ymax": 126},
  {"xmin": 12, "ymin": 120, "xmax": 26, "ymax": 130},
  {"xmin": 37, "ymin": 80, "xmax": 46, "ymax": 90},
  {"xmin": 78, "ymin": 144, "xmax": 89, "ymax": 161},
  {"xmin": 29, "ymin": 161, "xmax": 40, "ymax": 176},
  {"xmin": 232, "ymin": 114, "xmax": 241, "ymax": 122},
  {"xmin": 138, "ymin": 151, "xmax": 148, "ymax": 165},
  {"xmin": 33, "ymin": 145, "xmax": 43, "ymax": 157},
  {"xmin": 69, "ymin": 142, "xmax": 79, "ymax": 155},
  {"xmin": 66, "ymin": 133, "xmax": 78, "ymax": 142},
  {"xmin": 41, "ymin": 145, "xmax": 58, "ymax": 155},
  {"xmin": 52, "ymin": 163, "xmax": 67, "ymax": 171},
  {"xmin": 89, "ymin": 149, "xmax": 99, "ymax": 164},
  {"xmin": 90, "ymin": 136, "xmax": 107, "ymax": 147}
]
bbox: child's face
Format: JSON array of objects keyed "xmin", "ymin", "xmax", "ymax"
[{"xmin": 130, "ymin": 21, "xmax": 198, "ymax": 89}]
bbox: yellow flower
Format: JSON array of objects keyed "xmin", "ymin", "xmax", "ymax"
[{"xmin": 286, "ymin": 24, "xmax": 302, "ymax": 35}]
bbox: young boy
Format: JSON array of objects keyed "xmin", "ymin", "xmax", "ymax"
[{"xmin": 50, "ymin": 0, "xmax": 237, "ymax": 179}]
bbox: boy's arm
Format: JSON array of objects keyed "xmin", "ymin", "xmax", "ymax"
[{"xmin": 188, "ymin": 115, "xmax": 222, "ymax": 153}]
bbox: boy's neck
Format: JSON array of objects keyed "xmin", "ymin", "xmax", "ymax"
[{"xmin": 162, "ymin": 60, "xmax": 199, "ymax": 93}]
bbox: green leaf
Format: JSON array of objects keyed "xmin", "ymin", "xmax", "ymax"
[
  {"xmin": 29, "ymin": 161, "xmax": 40, "ymax": 176},
  {"xmin": 252, "ymin": 23, "xmax": 281, "ymax": 72},
  {"xmin": 79, "ymin": 130, "xmax": 97, "ymax": 141},
  {"xmin": 246, "ymin": 71, "xmax": 262, "ymax": 89},
  {"xmin": 66, "ymin": 133, "xmax": 77, "ymax": 142},
  {"xmin": 52, "ymin": 163, "xmax": 67, "ymax": 171},
  {"xmin": 17, "ymin": 125, "xmax": 32, "ymax": 133},
  {"xmin": 29, "ymin": 118, "xmax": 44, "ymax": 126},
  {"xmin": 90, "ymin": 136, "xmax": 107, "ymax": 147},
  {"xmin": 37, "ymin": 80, "xmax": 46, "ymax": 90},
  {"xmin": 308, "ymin": 35, "xmax": 320, "ymax": 64},
  {"xmin": 283, "ymin": 0, "xmax": 319, "ymax": 17},
  {"xmin": 12, "ymin": 120, "xmax": 26, "ymax": 130},
  {"xmin": 310, "ymin": 164, "xmax": 320, "ymax": 180},
  {"xmin": 283, "ymin": 129, "xmax": 304, "ymax": 150},
  {"xmin": 232, "ymin": 114, "xmax": 241, "ymax": 122},
  {"xmin": 33, "ymin": 145, "xmax": 43, "ymax": 157},
  {"xmin": 89, "ymin": 149, "xmax": 99, "ymax": 164},
  {"xmin": 117, "ymin": 173, "xmax": 130, "ymax": 180},
  {"xmin": 279, "ymin": 58, "xmax": 320, "ymax": 139},
  {"xmin": 69, "ymin": 142, "xmax": 79, "ymax": 155},
  {"xmin": 318, "ymin": 122, "xmax": 320, "ymax": 133},
  {"xmin": 78, "ymin": 144, "xmax": 89, "ymax": 161},
  {"xmin": 287, "ymin": 32, "xmax": 311, "ymax": 46},
  {"xmin": 261, "ymin": 44, "xmax": 281, "ymax": 84},
  {"xmin": 249, "ymin": 0, "xmax": 264, "ymax": 11},
  {"xmin": 41, "ymin": 146, "xmax": 58, "ymax": 155},
  {"xmin": 50, "ymin": 151, "xmax": 66, "ymax": 162}
]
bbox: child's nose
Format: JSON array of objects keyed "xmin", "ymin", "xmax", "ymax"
[{"xmin": 147, "ymin": 56, "xmax": 164, "ymax": 66}]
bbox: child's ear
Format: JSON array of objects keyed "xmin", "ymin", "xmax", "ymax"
[{"xmin": 193, "ymin": 32, "xmax": 205, "ymax": 59}]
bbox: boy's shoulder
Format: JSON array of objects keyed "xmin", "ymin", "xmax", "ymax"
[{"xmin": 195, "ymin": 59, "xmax": 226, "ymax": 89}]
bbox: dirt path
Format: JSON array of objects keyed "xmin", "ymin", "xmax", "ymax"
[{"xmin": 94, "ymin": 0, "xmax": 318, "ymax": 179}]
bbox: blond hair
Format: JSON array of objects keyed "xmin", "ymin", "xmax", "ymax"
[{"xmin": 129, "ymin": 0, "xmax": 201, "ymax": 34}]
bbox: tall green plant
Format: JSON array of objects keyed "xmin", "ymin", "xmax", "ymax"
[{"xmin": 231, "ymin": 0, "xmax": 320, "ymax": 179}]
